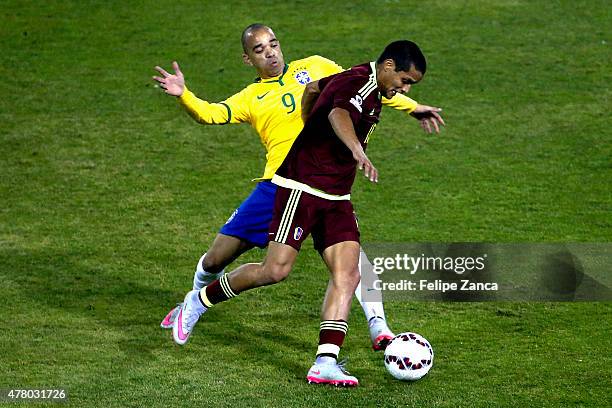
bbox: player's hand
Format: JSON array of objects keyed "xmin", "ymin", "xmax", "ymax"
[
  {"xmin": 153, "ymin": 61, "xmax": 185, "ymax": 96},
  {"xmin": 410, "ymin": 104, "xmax": 445, "ymax": 134},
  {"xmin": 353, "ymin": 149, "xmax": 378, "ymax": 183}
]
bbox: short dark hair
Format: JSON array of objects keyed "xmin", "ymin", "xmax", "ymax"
[
  {"xmin": 377, "ymin": 40, "xmax": 426, "ymax": 74},
  {"xmin": 241, "ymin": 23, "xmax": 271, "ymax": 52}
]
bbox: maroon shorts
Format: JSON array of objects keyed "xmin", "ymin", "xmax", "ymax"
[{"xmin": 269, "ymin": 187, "xmax": 360, "ymax": 252}]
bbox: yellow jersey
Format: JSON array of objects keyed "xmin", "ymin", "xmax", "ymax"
[{"xmin": 179, "ymin": 55, "xmax": 418, "ymax": 180}]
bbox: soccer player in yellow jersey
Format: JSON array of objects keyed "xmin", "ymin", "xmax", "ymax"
[{"xmin": 153, "ymin": 24, "xmax": 444, "ymax": 350}]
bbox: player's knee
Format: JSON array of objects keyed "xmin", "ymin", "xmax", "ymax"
[
  {"xmin": 263, "ymin": 262, "xmax": 292, "ymax": 284},
  {"xmin": 201, "ymin": 252, "xmax": 226, "ymax": 274},
  {"xmin": 348, "ymin": 266, "xmax": 361, "ymax": 289},
  {"xmin": 337, "ymin": 266, "xmax": 361, "ymax": 291}
]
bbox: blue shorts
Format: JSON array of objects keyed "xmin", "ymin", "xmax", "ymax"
[{"xmin": 219, "ymin": 181, "xmax": 277, "ymax": 248}]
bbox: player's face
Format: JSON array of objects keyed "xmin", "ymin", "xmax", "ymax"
[
  {"xmin": 242, "ymin": 28, "xmax": 285, "ymax": 79},
  {"xmin": 378, "ymin": 60, "xmax": 423, "ymax": 99}
]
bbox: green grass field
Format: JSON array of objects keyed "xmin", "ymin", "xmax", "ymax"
[{"xmin": 1, "ymin": 0, "xmax": 610, "ymax": 406}]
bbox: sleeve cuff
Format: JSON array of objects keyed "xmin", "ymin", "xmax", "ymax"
[
  {"xmin": 178, "ymin": 86, "xmax": 193, "ymax": 103},
  {"xmin": 403, "ymin": 97, "xmax": 418, "ymax": 113}
]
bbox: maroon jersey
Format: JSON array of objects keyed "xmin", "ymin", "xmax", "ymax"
[{"xmin": 275, "ymin": 62, "xmax": 381, "ymax": 197}]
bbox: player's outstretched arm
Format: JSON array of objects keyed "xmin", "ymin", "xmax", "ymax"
[
  {"xmin": 328, "ymin": 108, "xmax": 378, "ymax": 183},
  {"xmin": 153, "ymin": 61, "xmax": 185, "ymax": 97},
  {"xmin": 153, "ymin": 62, "xmax": 246, "ymax": 125},
  {"xmin": 410, "ymin": 104, "xmax": 445, "ymax": 133}
]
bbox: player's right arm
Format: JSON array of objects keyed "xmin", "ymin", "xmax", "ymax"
[
  {"xmin": 153, "ymin": 61, "xmax": 249, "ymax": 125},
  {"xmin": 328, "ymin": 107, "xmax": 378, "ymax": 183},
  {"xmin": 179, "ymin": 87, "xmax": 250, "ymax": 125}
]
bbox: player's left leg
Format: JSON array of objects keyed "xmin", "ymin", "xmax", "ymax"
[
  {"xmin": 192, "ymin": 234, "xmax": 254, "ymax": 290},
  {"xmin": 162, "ymin": 181, "xmax": 275, "ymax": 329},
  {"xmin": 355, "ymin": 248, "xmax": 395, "ymax": 350},
  {"xmin": 172, "ymin": 241, "xmax": 298, "ymax": 345},
  {"xmin": 160, "ymin": 234, "xmax": 253, "ymax": 329},
  {"xmin": 172, "ymin": 184, "xmax": 303, "ymax": 345},
  {"xmin": 194, "ymin": 180, "xmax": 277, "ymax": 288},
  {"xmin": 307, "ymin": 240, "xmax": 361, "ymax": 387}
]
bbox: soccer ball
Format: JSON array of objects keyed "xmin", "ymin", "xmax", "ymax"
[{"xmin": 384, "ymin": 332, "xmax": 434, "ymax": 381}]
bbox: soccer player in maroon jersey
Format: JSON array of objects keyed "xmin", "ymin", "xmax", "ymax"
[{"xmin": 174, "ymin": 40, "xmax": 430, "ymax": 386}]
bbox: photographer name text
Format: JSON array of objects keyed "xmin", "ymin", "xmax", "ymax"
[{"xmin": 373, "ymin": 279, "xmax": 498, "ymax": 292}]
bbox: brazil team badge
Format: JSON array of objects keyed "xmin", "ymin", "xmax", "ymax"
[{"xmin": 295, "ymin": 70, "xmax": 311, "ymax": 85}]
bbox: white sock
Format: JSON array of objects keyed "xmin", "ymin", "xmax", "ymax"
[
  {"xmin": 195, "ymin": 253, "xmax": 225, "ymax": 277},
  {"xmin": 355, "ymin": 248, "xmax": 387, "ymax": 323},
  {"xmin": 193, "ymin": 253, "xmax": 224, "ymax": 291},
  {"xmin": 315, "ymin": 355, "xmax": 336, "ymax": 365},
  {"xmin": 193, "ymin": 289, "xmax": 208, "ymax": 313}
]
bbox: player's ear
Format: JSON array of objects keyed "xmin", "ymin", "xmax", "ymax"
[
  {"xmin": 242, "ymin": 53, "xmax": 253, "ymax": 66},
  {"xmin": 383, "ymin": 59, "xmax": 396, "ymax": 72}
]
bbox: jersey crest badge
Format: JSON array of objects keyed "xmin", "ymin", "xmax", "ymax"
[
  {"xmin": 295, "ymin": 70, "xmax": 311, "ymax": 85},
  {"xmin": 293, "ymin": 227, "xmax": 304, "ymax": 241}
]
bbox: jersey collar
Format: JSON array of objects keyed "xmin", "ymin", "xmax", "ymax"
[
  {"xmin": 254, "ymin": 64, "xmax": 289, "ymax": 85},
  {"xmin": 370, "ymin": 61, "xmax": 381, "ymax": 99}
]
